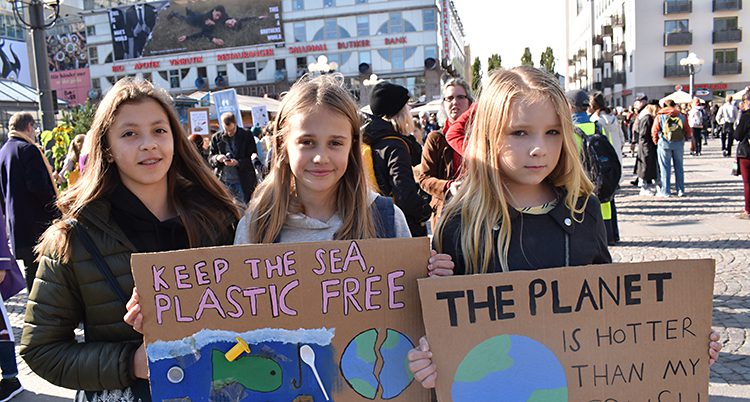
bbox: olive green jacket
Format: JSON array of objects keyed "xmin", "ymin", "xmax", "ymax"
[{"xmin": 20, "ymin": 198, "xmax": 235, "ymax": 391}]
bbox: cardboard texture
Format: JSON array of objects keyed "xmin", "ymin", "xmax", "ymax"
[
  {"xmin": 132, "ymin": 237, "xmax": 431, "ymax": 402},
  {"xmin": 418, "ymin": 259, "xmax": 715, "ymax": 402}
]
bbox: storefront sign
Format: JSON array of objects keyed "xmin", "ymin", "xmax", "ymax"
[
  {"xmin": 134, "ymin": 61, "xmax": 160, "ymax": 70},
  {"xmin": 169, "ymin": 56, "xmax": 204, "ymax": 66},
  {"xmin": 385, "ymin": 36, "xmax": 407, "ymax": 45},
  {"xmin": 440, "ymin": 0, "xmax": 450, "ymax": 60},
  {"xmin": 112, "ymin": 65, "xmax": 125, "ymax": 72},
  {"xmin": 289, "ymin": 43, "xmax": 328, "ymax": 54},
  {"xmin": 50, "ymin": 69, "xmax": 91, "ymax": 106},
  {"xmin": 217, "ymin": 48, "xmax": 274, "ymax": 62},
  {"xmin": 338, "ymin": 39, "xmax": 370, "ymax": 49}
]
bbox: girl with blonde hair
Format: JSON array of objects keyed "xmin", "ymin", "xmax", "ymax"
[
  {"xmin": 21, "ymin": 78, "xmax": 241, "ymax": 401},
  {"xmin": 407, "ymin": 67, "xmax": 721, "ymax": 388}
]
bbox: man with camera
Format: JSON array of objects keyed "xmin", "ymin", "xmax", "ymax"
[{"xmin": 208, "ymin": 112, "xmax": 258, "ymax": 203}]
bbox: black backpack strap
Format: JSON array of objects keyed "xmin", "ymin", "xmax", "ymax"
[
  {"xmin": 66, "ymin": 219, "xmax": 129, "ymax": 305},
  {"xmin": 372, "ymin": 196, "xmax": 396, "ymax": 238}
]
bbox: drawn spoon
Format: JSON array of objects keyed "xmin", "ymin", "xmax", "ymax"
[{"xmin": 300, "ymin": 345, "xmax": 330, "ymax": 401}]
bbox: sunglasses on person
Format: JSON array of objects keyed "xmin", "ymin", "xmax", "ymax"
[{"xmin": 443, "ymin": 94, "xmax": 468, "ymax": 102}]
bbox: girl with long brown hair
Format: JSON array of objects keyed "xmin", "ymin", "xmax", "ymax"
[{"xmin": 20, "ymin": 78, "xmax": 241, "ymax": 401}]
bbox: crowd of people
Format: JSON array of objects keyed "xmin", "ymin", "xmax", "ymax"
[{"xmin": 0, "ymin": 67, "xmax": 740, "ymax": 400}]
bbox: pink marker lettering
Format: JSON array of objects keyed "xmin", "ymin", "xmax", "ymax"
[
  {"xmin": 387, "ymin": 270, "xmax": 405, "ymax": 309},
  {"xmin": 226, "ymin": 286, "xmax": 244, "ymax": 318},
  {"xmin": 265, "ymin": 256, "xmax": 283, "ymax": 279},
  {"xmin": 279, "ymin": 280, "xmax": 299, "ymax": 316},
  {"xmin": 343, "ymin": 241, "xmax": 367, "ymax": 272},
  {"xmin": 365, "ymin": 275, "xmax": 382, "ymax": 311},
  {"xmin": 329, "ymin": 249, "xmax": 342, "ymax": 273},
  {"xmin": 196, "ymin": 287, "xmax": 226, "ymax": 320},
  {"xmin": 213, "ymin": 258, "xmax": 229, "ymax": 283},
  {"xmin": 152, "ymin": 265, "xmax": 169, "ymax": 292},
  {"xmin": 282, "ymin": 251, "xmax": 297, "ymax": 276},
  {"xmin": 174, "ymin": 265, "xmax": 192, "ymax": 289},
  {"xmin": 343, "ymin": 277, "xmax": 363, "ymax": 315},
  {"xmin": 313, "ymin": 249, "xmax": 326, "ymax": 275},
  {"xmin": 321, "ymin": 279, "xmax": 341, "ymax": 314},
  {"xmin": 155, "ymin": 294, "xmax": 171, "ymax": 325},
  {"xmin": 242, "ymin": 287, "xmax": 267, "ymax": 316},
  {"xmin": 194, "ymin": 261, "xmax": 209, "ymax": 285},
  {"xmin": 244, "ymin": 258, "xmax": 261, "ymax": 279},
  {"xmin": 174, "ymin": 296, "xmax": 194, "ymax": 322}
]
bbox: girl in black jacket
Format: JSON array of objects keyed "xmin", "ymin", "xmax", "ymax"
[
  {"xmin": 734, "ymin": 92, "xmax": 750, "ymax": 219},
  {"xmin": 406, "ymin": 67, "xmax": 721, "ymax": 388}
]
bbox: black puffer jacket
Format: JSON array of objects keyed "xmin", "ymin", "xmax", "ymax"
[
  {"xmin": 735, "ymin": 110, "xmax": 750, "ymax": 159},
  {"xmin": 21, "ymin": 192, "xmax": 236, "ymax": 392},
  {"xmin": 362, "ymin": 114, "xmax": 430, "ymax": 236},
  {"xmin": 436, "ymin": 190, "xmax": 611, "ymax": 275}
]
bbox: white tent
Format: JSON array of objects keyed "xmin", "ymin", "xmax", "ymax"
[
  {"xmin": 730, "ymin": 87, "xmax": 748, "ymax": 102},
  {"xmin": 660, "ymin": 90, "xmax": 693, "ymax": 104},
  {"xmin": 410, "ymin": 99, "xmax": 442, "ymax": 116}
]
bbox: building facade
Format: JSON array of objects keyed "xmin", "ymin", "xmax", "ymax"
[
  {"xmin": 74, "ymin": 0, "xmax": 466, "ymax": 104},
  {"xmin": 566, "ymin": 0, "xmax": 749, "ymax": 107}
]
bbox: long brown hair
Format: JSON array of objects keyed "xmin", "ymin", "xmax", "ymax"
[
  {"xmin": 245, "ymin": 74, "xmax": 377, "ymax": 243},
  {"xmin": 37, "ymin": 78, "xmax": 241, "ymax": 262},
  {"xmin": 434, "ymin": 67, "xmax": 594, "ymax": 274}
]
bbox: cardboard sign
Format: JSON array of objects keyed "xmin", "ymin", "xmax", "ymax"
[
  {"xmin": 418, "ymin": 260, "xmax": 715, "ymax": 402},
  {"xmin": 212, "ymin": 88, "xmax": 242, "ymax": 131},
  {"xmin": 188, "ymin": 107, "xmax": 210, "ymax": 136},
  {"xmin": 132, "ymin": 238, "xmax": 431, "ymax": 402},
  {"xmin": 251, "ymin": 105, "xmax": 269, "ymax": 128}
]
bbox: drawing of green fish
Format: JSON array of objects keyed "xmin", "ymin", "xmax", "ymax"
[{"xmin": 211, "ymin": 349, "xmax": 283, "ymax": 392}]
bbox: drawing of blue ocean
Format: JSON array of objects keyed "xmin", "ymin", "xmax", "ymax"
[{"xmin": 147, "ymin": 328, "xmax": 337, "ymax": 401}]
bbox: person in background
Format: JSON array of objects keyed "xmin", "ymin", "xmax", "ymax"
[
  {"xmin": 652, "ymin": 99, "xmax": 692, "ymax": 197},
  {"xmin": 0, "ymin": 208, "xmax": 25, "ymax": 402},
  {"xmin": 208, "ymin": 112, "xmax": 258, "ymax": 203},
  {"xmin": 56, "ymin": 134, "xmax": 86, "ymax": 187},
  {"xmin": 688, "ymin": 97, "xmax": 706, "ymax": 156},
  {"xmin": 717, "ymin": 95, "xmax": 739, "ymax": 157},
  {"xmin": 0, "ymin": 112, "xmax": 58, "ymax": 291},
  {"xmin": 187, "ymin": 134, "xmax": 210, "ymax": 164},
  {"xmin": 734, "ymin": 92, "xmax": 750, "ymax": 220}
]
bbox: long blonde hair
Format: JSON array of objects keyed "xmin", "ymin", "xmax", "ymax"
[
  {"xmin": 434, "ymin": 67, "xmax": 594, "ymax": 274},
  {"xmin": 37, "ymin": 78, "xmax": 241, "ymax": 262},
  {"xmin": 384, "ymin": 104, "xmax": 415, "ymax": 136},
  {"xmin": 246, "ymin": 74, "xmax": 377, "ymax": 243}
]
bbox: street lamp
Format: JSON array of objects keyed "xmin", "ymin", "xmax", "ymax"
[
  {"xmin": 10, "ymin": 0, "xmax": 61, "ymax": 131},
  {"xmin": 308, "ymin": 55, "xmax": 338, "ymax": 75},
  {"xmin": 679, "ymin": 52, "xmax": 704, "ymax": 98}
]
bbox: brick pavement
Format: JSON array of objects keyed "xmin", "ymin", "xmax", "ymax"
[{"xmin": 2, "ymin": 141, "xmax": 749, "ymax": 401}]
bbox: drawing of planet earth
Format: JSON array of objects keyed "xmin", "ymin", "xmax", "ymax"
[
  {"xmin": 340, "ymin": 328, "xmax": 415, "ymax": 399},
  {"xmin": 452, "ymin": 335, "xmax": 567, "ymax": 402}
]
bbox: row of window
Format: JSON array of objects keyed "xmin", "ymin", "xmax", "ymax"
[
  {"xmin": 293, "ymin": 0, "xmax": 369, "ymax": 11},
  {"xmin": 293, "ymin": 10, "xmax": 436, "ymax": 42},
  {"xmin": 665, "ymin": 48, "xmax": 738, "ymax": 66},
  {"xmin": 665, "ymin": 16, "xmax": 738, "ymax": 33},
  {"xmin": 0, "ymin": 14, "xmax": 24, "ymax": 40},
  {"xmin": 96, "ymin": 45, "xmax": 436, "ymax": 90}
]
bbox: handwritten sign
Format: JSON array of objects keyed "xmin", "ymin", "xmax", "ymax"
[
  {"xmin": 251, "ymin": 105, "xmax": 269, "ymax": 128},
  {"xmin": 418, "ymin": 260, "xmax": 714, "ymax": 402},
  {"xmin": 187, "ymin": 107, "xmax": 210, "ymax": 136},
  {"xmin": 132, "ymin": 238, "xmax": 431, "ymax": 401}
]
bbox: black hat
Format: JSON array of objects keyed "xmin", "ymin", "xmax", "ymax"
[
  {"xmin": 565, "ymin": 89, "xmax": 589, "ymax": 108},
  {"xmin": 370, "ymin": 81, "xmax": 410, "ymax": 117}
]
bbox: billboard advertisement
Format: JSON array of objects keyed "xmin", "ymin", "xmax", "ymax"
[
  {"xmin": 46, "ymin": 30, "xmax": 88, "ymax": 72},
  {"xmin": 108, "ymin": 0, "xmax": 283, "ymax": 61},
  {"xmin": 50, "ymin": 69, "xmax": 91, "ymax": 106},
  {"xmin": 0, "ymin": 38, "xmax": 31, "ymax": 85}
]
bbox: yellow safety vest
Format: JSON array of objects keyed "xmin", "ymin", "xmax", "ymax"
[{"xmin": 574, "ymin": 122, "xmax": 612, "ymax": 221}]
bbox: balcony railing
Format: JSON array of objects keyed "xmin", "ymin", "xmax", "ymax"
[
  {"xmin": 602, "ymin": 51, "xmax": 613, "ymax": 62},
  {"xmin": 613, "ymin": 71, "xmax": 626, "ymax": 84},
  {"xmin": 593, "ymin": 35, "xmax": 603, "ymax": 45},
  {"xmin": 611, "ymin": 14, "xmax": 625, "ymax": 27},
  {"xmin": 664, "ymin": 31, "xmax": 693, "ymax": 45},
  {"xmin": 578, "ymin": 69, "xmax": 588, "ymax": 77},
  {"xmin": 592, "ymin": 82, "xmax": 603, "ymax": 91},
  {"xmin": 713, "ymin": 0, "xmax": 742, "ymax": 11},
  {"xmin": 713, "ymin": 29, "xmax": 742, "ymax": 43},
  {"xmin": 713, "ymin": 61, "xmax": 742, "ymax": 75},
  {"xmin": 603, "ymin": 25, "xmax": 613, "ymax": 36},
  {"xmin": 602, "ymin": 77, "xmax": 614, "ymax": 87},
  {"xmin": 613, "ymin": 42, "xmax": 626, "ymax": 55},
  {"xmin": 664, "ymin": 0, "xmax": 692, "ymax": 14},
  {"xmin": 664, "ymin": 65, "xmax": 690, "ymax": 77},
  {"xmin": 593, "ymin": 58, "xmax": 603, "ymax": 68}
]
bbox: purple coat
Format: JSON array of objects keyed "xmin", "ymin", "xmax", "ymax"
[{"xmin": 0, "ymin": 209, "xmax": 24, "ymax": 300}]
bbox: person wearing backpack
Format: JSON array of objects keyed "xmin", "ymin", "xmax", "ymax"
[
  {"xmin": 567, "ymin": 89, "xmax": 621, "ymax": 245},
  {"xmin": 652, "ymin": 99, "xmax": 692, "ymax": 197},
  {"xmin": 688, "ymin": 98, "xmax": 706, "ymax": 156},
  {"xmin": 362, "ymin": 81, "xmax": 431, "ymax": 237}
]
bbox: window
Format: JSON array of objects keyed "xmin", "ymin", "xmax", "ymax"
[
  {"xmin": 245, "ymin": 62, "xmax": 257, "ymax": 81},
  {"xmin": 91, "ymin": 78, "xmax": 101, "ymax": 89},
  {"xmin": 324, "ymin": 19, "xmax": 338, "ymax": 39},
  {"xmin": 293, "ymin": 0, "xmax": 304, "ymax": 11},
  {"xmin": 197, "ymin": 67, "xmax": 207, "ymax": 78},
  {"xmin": 296, "ymin": 57, "xmax": 308, "ymax": 76},
  {"xmin": 217, "ymin": 64, "xmax": 228, "ymax": 78},
  {"xmin": 424, "ymin": 45, "xmax": 437, "ymax": 60},
  {"xmin": 359, "ymin": 51, "xmax": 371, "ymax": 65},
  {"xmin": 664, "ymin": 19, "xmax": 688, "ymax": 33},
  {"xmin": 357, "ymin": 15, "xmax": 369, "ymax": 37},
  {"xmin": 294, "ymin": 22, "xmax": 306, "ymax": 42},
  {"xmin": 714, "ymin": 17, "xmax": 738, "ymax": 32},
  {"xmin": 323, "ymin": 0, "xmax": 334, "ymax": 7},
  {"xmin": 714, "ymin": 48, "xmax": 738, "ymax": 64},
  {"xmin": 169, "ymin": 69, "xmax": 180, "ymax": 88},
  {"xmin": 276, "ymin": 59, "xmax": 286, "ymax": 71},
  {"xmin": 388, "ymin": 13, "xmax": 404, "ymax": 33},
  {"xmin": 143, "ymin": 72, "xmax": 152, "ymax": 82},
  {"xmin": 422, "ymin": 9, "xmax": 437, "ymax": 31},
  {"xmin": 391, "ymin": 48, "xmax": 405, "ymax": 70},
  {"xmin": 86, "ymin": 25, "xmax": 96, "ymax": 36},
  {"xmin": 665, "ymin": 51, "xmax": 688, "ymax": 66},
  {"xmin": 88, "ymin": 47, "xmax": 98, "ymax": 64}
]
